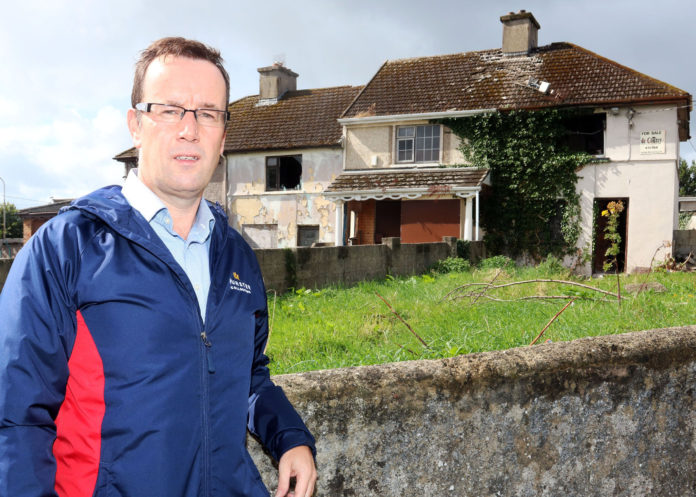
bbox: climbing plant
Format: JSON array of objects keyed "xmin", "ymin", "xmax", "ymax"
[{"xmin": 440, "ymin": 109, "xmax": 592, "ymax": 259}]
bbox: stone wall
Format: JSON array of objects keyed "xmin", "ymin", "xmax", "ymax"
[{"xmin": 250, "ymin": 326, "xmax": 696, "ymax": 496}]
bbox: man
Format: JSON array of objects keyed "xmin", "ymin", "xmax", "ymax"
[{"xmin": 0, "ymin": 38, "xmax": 316, "ymax": 497}]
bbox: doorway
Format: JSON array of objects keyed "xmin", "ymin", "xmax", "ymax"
[{"xmin": 592, "ymin": 198, "xmax": 629, "ymax": 273}]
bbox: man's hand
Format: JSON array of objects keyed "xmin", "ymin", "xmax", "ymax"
[{"xmin": 275, "ymin": 445, "xmax": 316, "ymax": 497}]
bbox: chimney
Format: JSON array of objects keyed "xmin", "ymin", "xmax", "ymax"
[
  {"xmin": 500, "ymin": 10, "xmax": 540, "ymax": 54},
  {"xmin": 257, "ymin": 62, "xmax": 298, "ymax": 103}
]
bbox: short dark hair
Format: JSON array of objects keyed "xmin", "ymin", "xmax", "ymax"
[{"xmin": 131, "ymin": 37, "xmax": 230, "ymax": 109}]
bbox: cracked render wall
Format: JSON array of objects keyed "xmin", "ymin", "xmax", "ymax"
[{"xmin": 249, "ymin": 326, "xmax": 696, "ymax": 496}]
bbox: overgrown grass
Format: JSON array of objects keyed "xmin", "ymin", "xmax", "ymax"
[{"xmin": 265, "ymin": 258, "xmax": 696, "ymax": 375}]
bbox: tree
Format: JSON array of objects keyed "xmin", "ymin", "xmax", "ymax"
[
  {"xmin": 1, "ymin": 202, "xmax": 23, "ymax": 239},
  {"xmin": 678, "ymin": 158, "xmax": 696, "ymax": 197}
]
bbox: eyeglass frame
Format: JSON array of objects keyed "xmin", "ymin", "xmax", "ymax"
[{"xmin": 134, "ymin": 102, "xmax": 230, "ymax": 127}]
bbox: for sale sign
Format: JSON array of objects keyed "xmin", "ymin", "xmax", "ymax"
[{"xmin": 640, "ymin": 130, "xmax": 666, "ymax": 154}]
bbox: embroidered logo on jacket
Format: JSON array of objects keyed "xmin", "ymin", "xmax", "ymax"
[{"xmin": 229, "ymin": 273, "xmax": 252, "ymax": 294}]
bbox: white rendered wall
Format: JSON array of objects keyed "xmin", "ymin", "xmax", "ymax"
[{"xmin": 576, "ymin": 105, "xmax": 680, "ymax": 273}]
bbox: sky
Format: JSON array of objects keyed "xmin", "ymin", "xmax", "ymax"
[{"xmin": 2, "ymin": 0, "xmax": 696, "ymax": 209}]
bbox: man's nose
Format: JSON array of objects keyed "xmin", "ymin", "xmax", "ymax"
[{"xmin": 178, "ymin": 110, "xmax": 200, "ymax": 140}]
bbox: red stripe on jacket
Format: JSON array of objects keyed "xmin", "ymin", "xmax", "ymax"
[{"xmin": 53, "ymin": 310, "xmax": 106, "ymax": 497}]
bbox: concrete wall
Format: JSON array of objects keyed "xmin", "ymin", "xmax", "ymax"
[
  {"xmin": 250, "ymin": 325, "xmax": 696, "ymax": 496},
  {"xmin": 575, "ymin": 105, "xmax": 680, "ymax": 274},
  {"xmin": 254, "ymin": 237, "xmax": 463, "ymax": 294},
  {"xmin": 344, "ymin": 122, "xmax": 465, "ymax": 170},
  {"xmin": 673, "ymin": 229, "xmax": 696, "ymax": 259},
  {"xmin": 0, "ymin": 239, "xmax": 23, "ymax": 259},
  {"xmin": 227, "ymin": 148, "xmax": 343, "ymax": 248},
  {"xmin": 0, "ymin": 258, "xmax": 12, "ymax": 293}
]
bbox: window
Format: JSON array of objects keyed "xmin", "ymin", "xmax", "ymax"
[
  {"xmin": 396, "ymin": 125, "xmax": 440, "ymax": 163},
  {"xmin": 562, "ymin": 113, "xmax": 605, "ymax": 155},
  {"xmin": 297, "ymin": 225, "xmax": 319, "ymax": 247},
  {"xmin": 266, "ymin": 155, "xmax": 302, "ymax": 191}
]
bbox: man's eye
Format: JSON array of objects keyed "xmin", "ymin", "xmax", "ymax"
[
  {"xmin": 198, "ymin": 111, "xmax": 218, "ymax": 121},
  {"xmin": 160, "ymin": 108, "xmax": 180, "ymax": 116}
]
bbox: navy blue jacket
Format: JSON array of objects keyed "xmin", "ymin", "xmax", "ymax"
[{"xmin": 0, "ymin": 186, "xmax": 315, "ymax": 497}]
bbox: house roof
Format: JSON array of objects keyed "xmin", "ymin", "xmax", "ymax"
[
  {"xmin": 224, "ymin": 85, "xmax": 363, "ymax": 153},
  {"xmin": 113, "ymin": 85, "xmax": 363, "ymax": 161},
  {"xmin": 341, "ymin": 42, "xmax": 691, "ymax": 123},
  {"xmin": 18, "ymin": 199, "xmax": 73, "ymax": 218},
  {"xmin": 324, "ymin": 167, "xmax": 489, "ymax": 201},
  {"xmin": 113, "ymin": 147, "xmax": 136, "ymax": 162}
]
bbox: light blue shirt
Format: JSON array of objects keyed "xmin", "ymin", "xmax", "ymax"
[{"xmin": 122, "ymin": 169, "xmax": 215, "ymax": 321}]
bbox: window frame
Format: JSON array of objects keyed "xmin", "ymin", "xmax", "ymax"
[
  {"xmin": 395, "ymin": 124, "xmax": 441, "ymax": 164},
  {"xmin": 265, "ymin": 155, "xmax": 303, "ymax": 192}
]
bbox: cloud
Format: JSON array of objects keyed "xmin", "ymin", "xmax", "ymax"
[{"xmin": 0, "ymin": 106, "xmax": 130, "ymax": 208}]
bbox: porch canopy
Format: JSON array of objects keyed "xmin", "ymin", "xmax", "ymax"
[{"xmin": 324, "ymin": 167, "xmax": 489, "ymax": 244}]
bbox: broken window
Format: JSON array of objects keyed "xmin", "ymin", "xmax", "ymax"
[
  {"xmin": 562, "ymin": 113, "xmax": 605, "ymax": 155},
  {"xmin": 297, "ymin": 225, "xmax": 319, "ymax": 247},
  {"xmin": 396, "ymin": 125, "xmax": 441, "ymax": 163},
  {"xmin": 266, "ymin": 155, "xmax": 302, "ymax": 191}
]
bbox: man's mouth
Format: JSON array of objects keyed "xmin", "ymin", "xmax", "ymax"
[{"xmin": 174, "ymin": 155, "xmax": 199, "ymax": 161}]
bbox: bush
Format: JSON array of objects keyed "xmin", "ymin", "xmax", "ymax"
[
  {"xmin": 431, "ymin": 257, "xmax": 472, "ymax": 273},
  {"xmin": 478, "ymin": 255, "xmax": 516, "ymax": 271}
]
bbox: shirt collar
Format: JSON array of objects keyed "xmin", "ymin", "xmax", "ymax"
[
  {"xmin": 122, "ymin": 168, "xmax": 166, "ymax": 222},
  {"xmin": 122, "ymin": 168, "xmax": 215, "ymax": 242}
]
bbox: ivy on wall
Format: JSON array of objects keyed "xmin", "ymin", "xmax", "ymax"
[{"xmin": 440, "ymin": 109, "xmax": 592, "ymax": 259}]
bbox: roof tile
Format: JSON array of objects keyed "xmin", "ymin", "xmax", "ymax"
[
  {"xmin": 325, "ymin": 167, "xmax": 488, "ymax": 193},
  {"xmin": 225, "ymin": 86, "xmax": 362, "ymax": 152},
  {"xmin": 342, "ymin": 43, "xmax": 691, "ymax": 118}
]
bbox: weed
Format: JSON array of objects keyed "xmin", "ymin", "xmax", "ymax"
[
  {"xmin": 431, "ymin": 257, "xmax": 472, "ymax": 273},
  {"xmin": 478, "ymin": 255, "xmax": 515, "ymax": 271}
]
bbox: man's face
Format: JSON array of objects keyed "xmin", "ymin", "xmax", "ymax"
[{"xmin": 127, "ymin": 55, "xmax": 227, "ymax": 206}]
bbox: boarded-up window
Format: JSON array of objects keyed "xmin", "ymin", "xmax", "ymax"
[
  {"xmin": 297, "ymin": 225, "xmax": 319, "ymax": 247},
  {"xmin": 401, "ymin": 199, "xmax": 459, "ymax": 243}
]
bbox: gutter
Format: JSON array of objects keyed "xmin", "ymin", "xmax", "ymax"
[
  {"xmin": 338, "ymin": 108, "xmax": 496, "ymax": 125},
  {"xmin": 323, "ymin": 185, "xmax": 482, "ymax": 198}
]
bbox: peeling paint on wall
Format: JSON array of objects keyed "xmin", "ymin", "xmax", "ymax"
[{"xmin": 227, "ymin": 149, "xmax": 344, "ymax": 248}]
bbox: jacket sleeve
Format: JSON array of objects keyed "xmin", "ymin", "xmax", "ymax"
[
  {"xmin": 0, "ymin": 223, "xmax": 78, "ymax": 497},
  {"xmin": 246, "ymin": 274, "xmax": 316, "ymax": 462}
]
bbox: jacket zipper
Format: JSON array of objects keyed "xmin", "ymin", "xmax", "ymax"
[
  {"xmin": 201, "ymin": 332, "xmax": 215, "ymax": 373},
  {"xmin": 200, "ymin": 326, "xmax": 212, "ymax": 497}
]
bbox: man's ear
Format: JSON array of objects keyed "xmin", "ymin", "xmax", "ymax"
[
  {"xmin": 219, "ymin": 130, "xmax": 226, "ymax": 156},
  {"xmin": 127, "ymin": 108, "xmax": 143, "ymax": 149}
]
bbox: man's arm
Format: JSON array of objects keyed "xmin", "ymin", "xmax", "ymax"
[
  {"xmin": 0, "ymin": 228, "xmax": 76, "ymax": 497},
  {"xmin": 247, "ymin": 305, "xmax": 317, "ymax": 494}
]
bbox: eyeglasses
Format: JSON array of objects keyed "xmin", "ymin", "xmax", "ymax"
[{"xmin": 135, "ymin": 103, "xmax": 229, "ymax": 128}]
